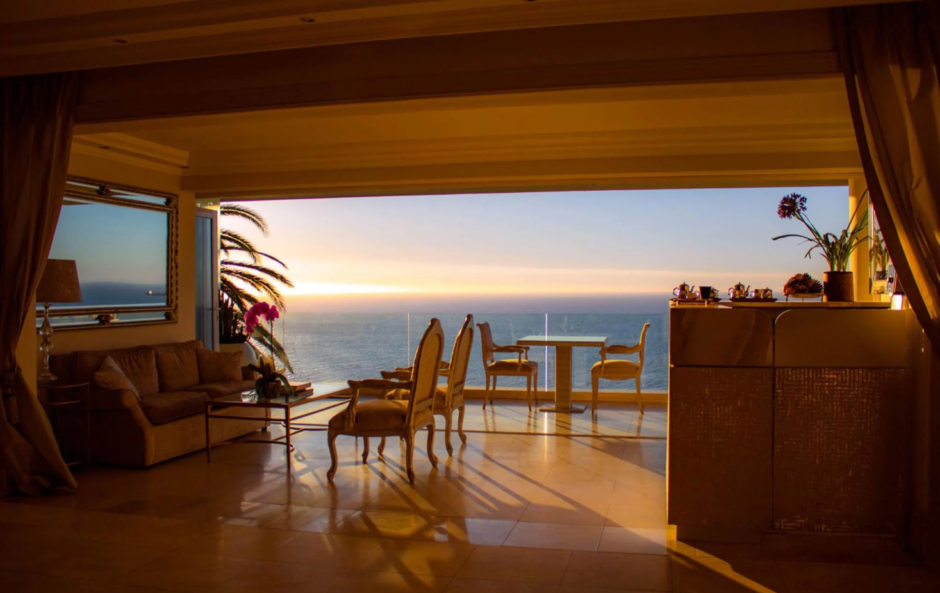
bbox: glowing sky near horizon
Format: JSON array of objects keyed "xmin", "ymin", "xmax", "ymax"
[{"xmin": 225, "ymin": 187, "xmax": 850, "ymax": 309}]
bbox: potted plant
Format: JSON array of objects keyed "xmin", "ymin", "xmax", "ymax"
[
  {"xmin": 219, "ymin": 299, "xmax": 258, "ymax": 367},
  {"xmin": 244, "ymin": 302, "xmax": 293, "ymax": 398},
  {"xmin": 870, "ymin": 230, "xmax": 889, "ymax": 281},
  {"xmin": 773, "ymin": 192, "xmax": 869, "ymax": 302}
]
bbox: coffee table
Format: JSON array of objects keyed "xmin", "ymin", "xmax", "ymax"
[
  {"xmin": 516, "ymin": 335, "xmax": 607, "ymax": 413},
  {"xmin": 204, "ymin": 383, "xmax": 348, "ymax": 467}
]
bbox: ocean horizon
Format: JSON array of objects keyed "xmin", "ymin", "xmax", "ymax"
[{"xmin": 281, "ymin": 293, "xmax": 670, "ymax": 392}]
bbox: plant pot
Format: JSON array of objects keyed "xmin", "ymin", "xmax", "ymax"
[
  {"xmin": 256, "ymin": 379, "xmax": 279, "ymax": 399},
  {"xmin": 874, "ymin": 270, "xmax": 888, "ymax": 281},
  {"xmin": 824, "ymin": 271, "xmax": 854, "ymax": 302},
  {"xmin": 220, "ymin": 342, "xmax": 258, "ymax": 367}
]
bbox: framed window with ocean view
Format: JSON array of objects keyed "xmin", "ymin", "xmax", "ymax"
[{"xmin": 37, "ymin": 176, "xmax": 178, "ymax": 330}]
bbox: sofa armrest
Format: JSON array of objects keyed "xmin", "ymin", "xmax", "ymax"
[{"xmin": 90, "ymin": 388, "xmax": 139, "ymax": 410}]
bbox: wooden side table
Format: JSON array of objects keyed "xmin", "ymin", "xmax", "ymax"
[{"xmin": 38, "ymin": 381, "xmax": 91, "ymax": 469}]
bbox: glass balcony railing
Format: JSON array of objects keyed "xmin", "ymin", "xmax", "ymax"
[{"xmin": 281, "ymin": 311, "xmax": 668, "ymax": 393}]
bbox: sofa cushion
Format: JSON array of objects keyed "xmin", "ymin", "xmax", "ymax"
[
  {"xmin": 195, "ymin": 380, "xmax": 256, "ymax": 400},
  {"xmin": 153, "ymin": 340, "xmax": 203, "ymax": 392},
  {"xmin": 139, "ymin": 391, "xmax": 208, "ymax": 425},
  {"xmin": 71, "ymin": 345, "xmax": 152, "ymax": 385},
  {"xmin": 329, "ymin": 399, "xmax": 433, "ymax": 433},
  {"xmin": 197, "ymin": 349, "xmax": 243, "ymax": 384},
  {"xmin": 112, "ymin": 348, "xmax": 160, "ymax": 397},
  {"xmin": 94, "ymin": 356, "xmax": 141, "ymax": 398}
]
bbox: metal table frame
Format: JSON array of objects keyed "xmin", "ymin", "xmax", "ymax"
[{"xmin": 205, "ymin": 383, "xmax": 349, "ymax": 468}]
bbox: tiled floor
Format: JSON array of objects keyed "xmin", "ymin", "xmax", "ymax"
[{"xmin": 0, "ymin": 401, "xmax": 936, "ymax": 592}]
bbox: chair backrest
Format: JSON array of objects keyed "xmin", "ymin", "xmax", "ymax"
[
  {"xmin": 444, "ymin": 315, "xmax": 474, "ymax": 407},
  {"xmin": 477, "ymin": 321, "xmax": 496, "ymax": 365},
  {"xmin": 637, "ymin": 323, "xmax": 651, "ymax": 369},
  {"xmin": 406, "ymin": 318, "xmax": 445, "ymax": 426}
]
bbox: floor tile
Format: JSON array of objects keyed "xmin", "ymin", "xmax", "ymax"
[
  {"xmin": 328, "ymin": 510, "xmax": 436, "ymax": 539},
  {"xmin": 413, "ymin": 516, "xmax": 516, "ymax": 545},
  {"xmin": 456, "ymin": 545, "xmax": 571, "ymax": 584},
  {"xmin": 357, "ymin": 539, "xmax": 476, "ymax": 576},
  {"xmin": 564, "ymin": 550, "xmax": 671, "ymax": 592},
  {"xmin": 504, "ymin": 522, "xmax": 603, "ymax": 551},
  {"xmin": 672, "ymin": 556, "xmax": 786, "ymax": 593},
  {"xmin": 446, "ymin": 578, "xmax": 558, "ymax": 593},
  {"xmin": 777, "ymin": 560, "xmax": 901, "ymax": 593},
  {"xmin": 597, "ymin": 526, "xmax": 674, "ymax": 555},
  {"xmin": 327, "ymin": 570, "xmax": 452, "ymax": 593}
]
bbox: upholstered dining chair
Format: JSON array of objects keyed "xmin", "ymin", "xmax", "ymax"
[
  {"xmin": 380, "ymin": 314, "xmax": 475, "ymax": 455},
  {"xmin": 327, "ymin": 318, "xmax": 445, "ymax": 484},
  {"xmin": 590, "ymin": 323, "xmax": 651, "ymax": 414},
  {"xmin": 477, "ymin": 321, "xmax": 539, "ymax": 411}
]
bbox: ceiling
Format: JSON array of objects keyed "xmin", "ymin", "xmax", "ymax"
[
  {"xmin": 0, "ymin": 0, "xmax": 908, "ymax": 77},
  {"xmin": 73, "ymin": 76, "xmax": 861, "ymax": 199}
]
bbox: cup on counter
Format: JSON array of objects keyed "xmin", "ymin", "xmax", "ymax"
[{"xmin": 697, "ymin": 286, "xmax": 716, "ymax": 300}]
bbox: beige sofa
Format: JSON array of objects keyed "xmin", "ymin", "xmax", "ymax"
[{"xmin": 53, "ymin": 340, "xmax": 268, "ymax": 467}]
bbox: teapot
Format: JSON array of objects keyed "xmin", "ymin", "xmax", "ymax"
[
  {"xmin": 728, "ymin": 283, "xmax": 750, "ymax": 299},
  {"xmin": 673, "ymin": 282, "xmax": 696, "ymax": 299},
  {"xmin": 751, "ymin": 287, "xmax": 773, "ymax": 300}
]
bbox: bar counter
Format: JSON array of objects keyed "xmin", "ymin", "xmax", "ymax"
[{"xmin": 667, "ymin": 302, "xmax": 913, "ymax": 542}]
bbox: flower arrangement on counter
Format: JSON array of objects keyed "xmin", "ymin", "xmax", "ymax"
[
  {"xmin": 773, "ymin": 192, "xmax": 869, "ymax": 272},
  {"xmin": 783, "ymin": 273, "xmax": 824, "ymax": 296}
]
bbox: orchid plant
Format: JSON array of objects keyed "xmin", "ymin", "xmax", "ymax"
[
  {"xmin": 773, "ymin": 192, "xmax": 869, "ymax": 272},
  {"xmin": 245, "ymin": 302, "xmax": 293, "ymax": 397}
]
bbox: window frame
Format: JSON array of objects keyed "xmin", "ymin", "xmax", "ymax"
[{"xmin": 40, "ymin": 175, "xmax": 179, "ymax": 330}]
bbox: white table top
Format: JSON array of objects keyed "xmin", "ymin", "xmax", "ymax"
[{"xmin": 517, "ymin": 335, "xmax": 607, "ymax": 348}]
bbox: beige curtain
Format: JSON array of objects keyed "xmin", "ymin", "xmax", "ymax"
[
  {"xmin": 0, "ymin": 73, "xmax": 80, "ymax": 494},
  {"xmin": 835, "ymin": 2, "xmax": 940, "ymax": 346}
]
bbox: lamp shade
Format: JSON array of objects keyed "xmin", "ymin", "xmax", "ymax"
[{"xmin": 37, "ymin": 259, "xmax": 82, "ymax": 303}]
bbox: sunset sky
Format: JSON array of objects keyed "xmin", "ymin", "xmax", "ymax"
[{"xmin": 227, "ymin": 186, "xmax": 850, "ymax": 312}]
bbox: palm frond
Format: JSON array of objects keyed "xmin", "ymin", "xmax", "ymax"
[
  {"xmin": 221, "ymin": 267, "xmax": 287, "ymax": 307},
  {"xmin": 221, "ymin": 204, "xmax": 268, "ymax": 235},
  {"xmin": 221, "ymin": 229, "xmax": 259, "ymax": 261},
  {"xmin": 222, "ymin": 260, "xmax": 294, "ymax": 288}
]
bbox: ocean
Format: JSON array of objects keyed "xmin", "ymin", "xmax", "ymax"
[{"xmin": 280, "ymin": 295, "xmax": 670, "ymax": 392}]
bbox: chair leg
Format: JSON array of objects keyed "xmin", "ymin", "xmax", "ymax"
[
  {"xmin": 636, "ymin": 376, "xmax": 644, "ymax": 415},
  {"xmin": 483, "ymin": 375, "xmax": 489, "ymax": 409},
  {"xmin": 361, "ymin": 436, "xmax": 370, "ymax": 463},
  {"xmin": 404, "ymin": 431, "xmax": 416, "ymax": 484},
  {"xmin": 491, "ymin": 376, "xmax": 497, "ymax": 408},
  {"xmin": 378, "ymin": 436, "xmax": 387, "ymax": 456},
  {"xmin": 457, "ymin": 404, "xmax": 467, "ymax": 444},
  {"xmin": 444, "ymin": 410, "xmax": 454, "ymax": 456},
  {"xmin": 533, "ymin": 370, "xmax": 539, "ymax": 406},
  {"xmin": 526, "ymin": 374, "xmax": 532, "ymax": 411},
  {"xmin": 327, "ymin": 432, "xmax": 339, "ymax": 481},
  {"xmin": 427, "ymin": 424, "xmax": 439, "ymax": 467},
  {"xmin": 591, "ymin": 374, "xmax": 599, "ymax": 414}
]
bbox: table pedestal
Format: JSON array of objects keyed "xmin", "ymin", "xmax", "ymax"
[{"xmin": 539, "ymin": 345, "xmax": 586, "ymax": 414}]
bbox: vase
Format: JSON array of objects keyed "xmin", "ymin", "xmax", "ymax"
[
  {"xmin": 220, "ymin": 342, "xmax": 258, "ymax": 367},
  {"xmin": 257, "ymin": 380, "xmax": 279, "ymax": 399},
  {"xmin": 824, "ymin": 271, "xmax": 854, "ymax": 302}
]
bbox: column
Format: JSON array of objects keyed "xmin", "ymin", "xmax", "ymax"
[{"xmin": 849, "ymin": 178, "xmax": 870, "ymax": 301}]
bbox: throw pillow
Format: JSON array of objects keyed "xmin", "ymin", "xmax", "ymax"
[
  {"xmin": 111, "ymin": 348, "xmax": 160, "ymax": 397},
  {"xmin": 94, "ymin": 356, "xmax": 140, "ymax": 398},
  {"xmin": 197, "ymin": 349, "xmax": 243, "ymax": 383},
  {"xmin": 153, "ymin": 340, "xmax": 203, "ymax": 392}
]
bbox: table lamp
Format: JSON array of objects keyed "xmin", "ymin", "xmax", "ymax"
[{"xmin": 36, "ymin": 259, "xmax": 82, "ymax": 382}]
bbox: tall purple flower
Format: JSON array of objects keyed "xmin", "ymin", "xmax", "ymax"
[{"xmin": 777, "ymin": 193, "xmax": 808, "ymax": 219}]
